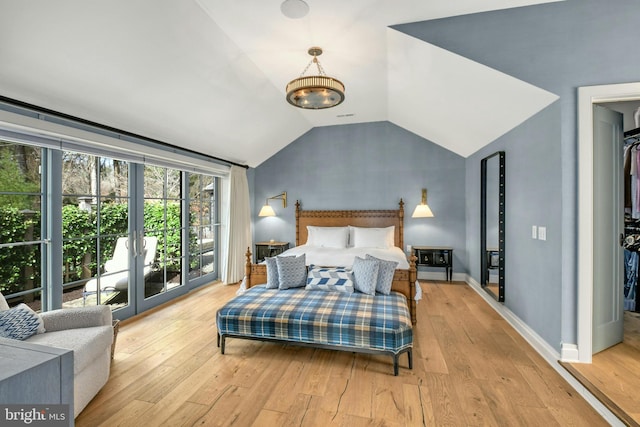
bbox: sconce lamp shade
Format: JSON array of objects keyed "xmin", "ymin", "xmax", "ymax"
[
  {"xmin": 412, "ymin": 203, "xmax": 434, "ymax": 218},
  {"xmin": 412, "ymin": 188, "xmax": 434, "ymax": 218},
  {"xmin": 259, "ymin": 204, "xmax": 276, "ymax": 217},
  {"xmin": 258, "ymin": 191, "xmax": 287, "ymax": 217}
]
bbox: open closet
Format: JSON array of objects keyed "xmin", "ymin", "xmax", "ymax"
[
  {"xmin": 572, "ymin": 100, "xmax": 640, "ymax": 424},
  {"xmin": 624, "ymin": 127, "xmax": 640, "ymax": 313}
]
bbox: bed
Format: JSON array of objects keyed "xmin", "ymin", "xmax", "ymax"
[
  {"xmin": 216, "ymin": 200, "xmax": 418, "ymax": 375},
  {"xmin": 243, "ymin": 200, "xmax": 418, "ymax": 324}
]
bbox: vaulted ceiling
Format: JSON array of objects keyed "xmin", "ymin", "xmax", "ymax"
[{"xmin": 0, "ymin": 0, "xmax": 561, "ymax": 167}]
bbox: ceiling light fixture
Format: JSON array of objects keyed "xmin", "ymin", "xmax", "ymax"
[
  {"xmin": 280, "ymin": 0, "xmax": 309, "ymax": 19},
  {"xmin": 286, "ymin": 47, "xmax": 345, "ymax": 110}
]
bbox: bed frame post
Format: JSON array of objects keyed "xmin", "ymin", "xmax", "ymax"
[
  {"xmin": 295, "ymin": 200, "xmax": 301, "ymax": 246},
  {"xmin": 398, "ymin": 199, "xmax": 404, "ymax": 250},
  {"xmin": 245, "ymin": 247, "xmax": 252, "ymax": 288},
  {"xmin": 408, "ymin": 253, "xmax": 417, "ymax": 325}
]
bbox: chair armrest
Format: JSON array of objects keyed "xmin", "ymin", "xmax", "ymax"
[{"xmin": 40, "ymin": 305, "xmax": 113, "ymax": 332}]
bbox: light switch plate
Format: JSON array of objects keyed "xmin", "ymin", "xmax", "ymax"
[
  {"xmin": 532, "ymin": 225, "xmax": 537, "ymax": 239},
  {"xmin": 538, "ymin": 226, "xmax": 546, "ymax": 241}
]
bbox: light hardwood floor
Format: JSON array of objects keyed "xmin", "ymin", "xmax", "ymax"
[
  {"xmin": 76, "ymin": 281, "xmax": 607, "ymax": 426},
  {"xmin": 563, "ymin": 311, "xmax": 640, "ymax": 426}
]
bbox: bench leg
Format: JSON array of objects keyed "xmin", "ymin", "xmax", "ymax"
[
  {"xmin": 220, "ymin": 335, "xmax": 226, "ymax": 354},
  {"xmin": 393, "ymin": 355, "xmax": 399, "ymax": 376},
  {"xmin": 408, "ymin": 349, "xmax": 413, "ymax": 370}
]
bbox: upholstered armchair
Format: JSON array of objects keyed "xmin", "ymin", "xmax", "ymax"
[{"xmin": 0, "ymin": 293, "xmax": 114, "ymax": 418}]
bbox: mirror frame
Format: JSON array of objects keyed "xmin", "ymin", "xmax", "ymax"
[{"xmin": 480, "ymin": 151, "xmax": 505, "ymax": 302}]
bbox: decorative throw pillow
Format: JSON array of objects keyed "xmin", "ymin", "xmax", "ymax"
[
  {"xmin": 351, "ymin": 256, "xmax": 379, "ymax": 296},
  {"xmin": 306, "ymin": 265, "xmax": 354, "ymax": 293},
  {"xmin": 0, "ymin": 292, "xmax": 9, "ymax": 311},
  {"xmin": 365, "ymin": 254, "xmax": 398, "ymax": 295},
  {"xmin": 0, "ymin": 304, "xmax": 43, "ymax": 340},
  {"xmin": 276, "ymin": 254, "xmax": 307, "ymax": 290},
  {"xmin": 265, "ymin": 256, "xmax": 281, "ymax": 289},
  {"xmin": 15, "ymin": 304, "xmax": 46, "ymax": 334}
]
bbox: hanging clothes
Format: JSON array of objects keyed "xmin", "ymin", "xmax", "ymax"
[
  {"xmin": 625, "ymin": 249, "xmax": 638, "ymax": 311},
  {"xmin": 625, "ymin": 143, "xmax": 632, "ymax": 212}
]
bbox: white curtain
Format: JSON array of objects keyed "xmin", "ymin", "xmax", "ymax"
[{"xmin": 222, "ymin": 166, "xmax": 252, "ymax": 284}]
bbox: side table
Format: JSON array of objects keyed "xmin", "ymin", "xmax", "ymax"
[{"xmin": 413, "ymin": 246, "xmax": 453, "ymax": 281}]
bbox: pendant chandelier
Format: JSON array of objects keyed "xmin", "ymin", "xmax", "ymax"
[{"xmin": 285, "ymin": 47, "xmax": 345, "ymax": 110}]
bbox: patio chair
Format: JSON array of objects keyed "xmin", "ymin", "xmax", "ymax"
[{"xmin": 83, "ymin": 236, "xmax": 158, "ymax": 302}]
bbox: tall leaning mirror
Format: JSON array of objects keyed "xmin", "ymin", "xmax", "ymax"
[{"xmin": 481, "ymin": 151, "xmax": 505, "ymax": 302}]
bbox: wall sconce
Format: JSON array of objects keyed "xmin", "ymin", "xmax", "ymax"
[
  {"xmin": 412, "ymin": 189, "xmax": 434, "ymax": 218},
  {"xmin": 258, "ymin": 191, "xmax": 287, "ymax": 217}
]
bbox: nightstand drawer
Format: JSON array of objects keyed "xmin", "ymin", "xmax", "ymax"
[{"xmin": 416, "ymin": 249, "xmax": 449, "ymax": 266}]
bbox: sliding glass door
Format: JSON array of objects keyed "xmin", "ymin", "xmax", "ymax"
[
  {"xmin": 140, "ymin": 165, "xmax": 186, "ymax": 304},
  {"xmin": 188, "ymin": 174, "xmax": 218, "ymax": 282},
  {"xmin": 0, "ymin": 141, "xmax": 44, "ymax": 309},
  {"xmin": 0, "ymin": 136, "xmax": 221, "ymax": 319},
  {"xmin": 61, "ymin": 151, "xmax": 131, "ymax": 309}
]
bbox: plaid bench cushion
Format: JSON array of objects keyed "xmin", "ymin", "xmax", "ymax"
[{"xmin": 216, "ymin": 285, "xmax": 413, "ymax": 354}]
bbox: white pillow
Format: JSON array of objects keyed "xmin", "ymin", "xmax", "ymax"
[
  {"xmin": 306, "ymin": 226, "xmax": 349, "ymax": 248},
  {"xmin": 350, "ymin": 226, "xmax": 395, "ymax": 249}
]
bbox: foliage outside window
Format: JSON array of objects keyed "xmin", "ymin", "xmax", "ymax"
[{"xmin": 0, "ymin": 142, "xmax": 42, "ymax": 299}]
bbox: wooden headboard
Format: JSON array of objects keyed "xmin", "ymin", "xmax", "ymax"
[{"xmin": 295, "ymin": 199, "xmax": 405, "ymax": 249}]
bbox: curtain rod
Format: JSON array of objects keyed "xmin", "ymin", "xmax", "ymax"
[{"xmin": 0, "ymin": 95, "xmax": 249, "ymax": 169}]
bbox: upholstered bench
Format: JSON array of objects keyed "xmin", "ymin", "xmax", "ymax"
[{"xmin": 216, "ymin": 285, "xmax": 413, "ymax": 375}]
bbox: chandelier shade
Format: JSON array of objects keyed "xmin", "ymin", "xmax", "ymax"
[{"xmin": 286, "ymin": 47, "xmax": 345, "ymax": 110}]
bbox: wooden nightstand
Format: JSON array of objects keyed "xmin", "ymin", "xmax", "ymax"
[
  {"xmin": 413, "ymin": 246, "xmax": 453, "ymax": 281},
  {"xmin": 254, "ymin": 242, "xmax": 290, "ymax": 263}
]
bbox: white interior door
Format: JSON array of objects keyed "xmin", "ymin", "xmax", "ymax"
[{"xmin": 592, "ymin": 104, "xmax": 625, "ymax": 354}]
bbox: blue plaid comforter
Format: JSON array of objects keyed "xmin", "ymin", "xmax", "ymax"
[{"xmin": 216, "ymin": 286, "xmax": 413, "ymax": 354}]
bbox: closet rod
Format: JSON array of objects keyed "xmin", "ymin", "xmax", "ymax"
[{"xmin": 624, "ymin": 127, "xmax": 640, "ymax": 138}]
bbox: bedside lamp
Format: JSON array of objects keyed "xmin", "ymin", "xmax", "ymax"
[
  {"xmin": 412, "ymin": 189, "xmax": 434, "ymax": 218},
  {"xmin": 258, "ymin": 191, "xmax": 287, "ymax": 217}
]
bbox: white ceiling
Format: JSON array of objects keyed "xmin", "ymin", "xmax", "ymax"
[{"xmin": 0, "ymin": 0, "xmax": 562, "ymax": 167}]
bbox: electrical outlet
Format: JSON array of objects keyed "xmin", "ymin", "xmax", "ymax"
[
  {"xmin": 538, "ymin": 226, "xmax": 546, "ymax": 241},
  {"xmin": 531, "ymin": 225, "xmax": 537, "ymax": 239}
]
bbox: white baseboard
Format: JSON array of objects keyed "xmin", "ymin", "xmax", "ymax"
[
  {"xmin": 561, "ymin": 343, "xmax": 580, "ymax": 363},
  {"xmin": 464, "ymin": 275, "xmax": 624, "ymax": 426}
]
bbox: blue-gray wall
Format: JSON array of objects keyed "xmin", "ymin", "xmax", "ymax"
[
  {"xmin": 251, "ymin": 0, "xmax": 640, "ymax": 353},
  {"xmin": 395, "ymin": 0, "xmax": 640, "ymax": 351},
  {"xmin": 467, "ymin": 102, "xmax": 562, "ymax": 348},
  {"xmin": 252, "ymin": 122, "xmax": 467, "ymax": 275}
]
